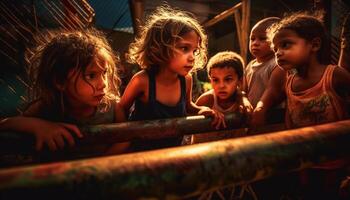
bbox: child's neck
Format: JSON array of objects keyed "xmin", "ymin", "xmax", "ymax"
[
  {"xmin": 216, "ymin": 92, "xmax": 237, "ymax": 109},
  {"xmin": 157, "ymin": 66, "xmax": 180, "ymax": 84},
  {"xmin": 296, "ymin": 57, "xmax": 325, "ymax": 79},
  {"xmin": 256, "ymin": 53, "xmax": 274, "ymax": 63}
]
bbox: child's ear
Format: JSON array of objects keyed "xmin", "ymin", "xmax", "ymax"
[{"xmin": 311, "ymin": 37, "xmax": 321, "ymax": 52}]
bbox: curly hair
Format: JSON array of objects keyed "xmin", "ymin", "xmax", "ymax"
[
  {"xmin": 27, "ymin": 28, "xmax": 120, "ymax": 113},
  {"xmin": 267, "ymin": 11, "xmax": 329, "ymax": 64},
  {"xmin": 206, "ymin": 51, "xmax": 244, "ymax": 79},
  {"xmin": 127, "ymin": 5, "xmax": 208, "ymax": 72}
]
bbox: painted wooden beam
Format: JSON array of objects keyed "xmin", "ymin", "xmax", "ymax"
[
  {"xmin": 0, "ymin": 113, "xmax": 245, "ymax": 154},
  {"xmin": 1, "ymin": 120, "xmax": 350, "ymax": 199}
]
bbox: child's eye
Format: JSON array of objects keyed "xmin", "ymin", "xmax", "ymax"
[
  {"xmin": 225, "ymin": 78, "xmax": 233, "ymax": 82},
  {"xmin": 211, "ymin": 78, "xmax": 219, "ymax": 83},
  {"xmin": 85, "ymin": 73, "xmax": 96, "ymax": 80},
  {"xmin": 281, "ymin": 41, "xmax": 291, "ymax": 49},
  {"xmin": 179, "ymin": 46, "xmax": 189, "ymax": 52}
]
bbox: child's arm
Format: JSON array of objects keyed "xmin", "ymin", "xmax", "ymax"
[
  {"xmin": 118, "ymin": 71, "xmax": 147, "ymax": 118},
  {"xmin": 251, "ymin": 66, "xmax": 286, "ymax": 126},
  {"xmin": 185, "ymin": 75, "xmax": 226, "ymax": 129},
  {"xmin": 241, "ymin": 75, "xmax": 253, "ymax": 114},
  {"xmin": 0, "ymin": 116, "xmax": 82, "ymax": 151},
  {"xmin": 333, "ymin": 66, "xmax": 350, "ymax": 96}
]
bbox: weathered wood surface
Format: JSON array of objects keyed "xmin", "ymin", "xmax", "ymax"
[
  {"xmin": 0, "ymin": 113, "xmax": 245, "ymax": 151},
  {"xmin": 0, "ymin": 113, "xmax": 245, "ymax": 166},
  {"xmin": 0, "ymin": 120, "xmax": 349, "ymax": 200}
]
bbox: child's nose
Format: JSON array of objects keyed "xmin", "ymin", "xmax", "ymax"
[
  {"xmin": 97, "ymin": 76, "xmax": 106, "ymax": 90},
  {"xmin": 188, "ymin": 52, "xmax": 195, "ymax": 61}
]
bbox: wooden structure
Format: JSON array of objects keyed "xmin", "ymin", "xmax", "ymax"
[
  {"xmin": 203, "ymin": 0, "xmax": 251, "ymax": 63},
  {"xmin": 0, "ymin": 120, "xmax": 350, "ymax": 199}
]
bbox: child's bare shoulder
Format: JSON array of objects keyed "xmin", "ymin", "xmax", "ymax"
[
  {"xmin": 130, "ymin": 70, "xmax": 149, "ymax": 86},
  {"xmin": 196, "ymin": 90, "xmax": 214, "ymax": 107}
]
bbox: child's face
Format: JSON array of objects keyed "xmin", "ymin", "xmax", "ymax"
[
  {"xmin": 272, "ymin": 29, "xmax": 313, "ymax": 71},
  {"xmin": 249, "ymin": 26, "xmax": 274, "ymax": 62},
  {"xmin": 167, "ymin": 30, "xmax": 200, "ymax": 76},
  {"xmin": 64, "ymin": 60, "xmax": 108, "ymax": 108},
  {"xmin": 210, "ymin": 67, "xmax": 241, "ymax": 100}
]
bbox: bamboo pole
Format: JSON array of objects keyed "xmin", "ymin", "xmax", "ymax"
[{"xmin": 1, "ymin": 120, "xmax": 350, "ymax": 199}]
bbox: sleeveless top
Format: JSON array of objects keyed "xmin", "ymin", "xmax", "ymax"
[
  {"xmin": 130, "ymin": 71, "xmax": 186, "ymax": 121},
  {"xmin": 285, "ymin": 65, "xmax": 347, "ymax": 129},
  {"xmin": 130, "ymin": 70, "xmax": 187, "ymax": 151},
  {"xmin": 211, "ymin": 90, "xmax": 239, "ymax": 114},
  {"xmin": 245, "ymin": 57, "xmax": 277, "ymax": 107}
]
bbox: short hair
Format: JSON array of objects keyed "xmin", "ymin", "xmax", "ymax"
[
  {"xmin": 207, "ymin": 51, "xmax": 244, "ymax": 79},
  {"xmin": 251, "ymin": 17, "xmax": 281, "ymax": 33},
  {"xmin": 267, "ymin": 11, "xmax": 328, "ymax": 64},
  {"xmin": 127, "ymin": 5, "xmax": 208, "ymax": 72}
]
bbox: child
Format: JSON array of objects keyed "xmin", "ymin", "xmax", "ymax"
[
  {"xmin": 118, "ymin": 6, "xmax": 225, "ymax": 151},
  {"xmin": 267, "ymin": 12, "xmax": 350, "ymax": 128},
  {"xmin": 196, "ymin": 51, "xmax": 244, "ymax": 114},
  {"xmin": 244, "ymin": 17, "xmax": 281, "ymax": 108},
  {"xmin": 256, "ymin": 11, "xmax": 350, "ymax": 199},
  {"xmin": 192, "ymin": 51, "xmax": 245, "ymax": 143},
  {"xmin": 0, "ymin": 29, "xmax": 129, "ymax": 154}
]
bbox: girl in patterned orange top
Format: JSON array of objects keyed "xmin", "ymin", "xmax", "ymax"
[
  {"xmin": 263, "ymin": 11, "xmax": 350, "ymax": 199},
  {"xmin": 265, "ymin": 11, "xmax": 350, "ymax": 129}
]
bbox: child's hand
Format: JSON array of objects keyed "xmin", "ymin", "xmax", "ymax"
[
  {"xmin": 33, "ymin": 120, "xmax": 83, "ymax": 151},
  {"xmin": 198, "ymin": 107, "xmax": 226, "ymax": 129},
  {"xmin": 240, "ymin": 96, "xmax": 253, "ymax": 114},
  {"xmin": 250, "ymin": 106, "xmax": 265, "ymax": 127}
]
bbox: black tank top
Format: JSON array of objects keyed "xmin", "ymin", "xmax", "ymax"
[{"xmin": 130, "ymin": 70, "xmax": 186, "ymax": 151}]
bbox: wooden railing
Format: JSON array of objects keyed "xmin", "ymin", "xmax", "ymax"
[{"xmin": 0, "ymin": 120, "xmax": 349, "ymax": 199}]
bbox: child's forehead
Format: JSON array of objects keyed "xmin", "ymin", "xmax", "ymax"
[
  {"xmin": 251, "ymin": 26, "xmax": 268, "ymax": 37},
  {"xmin": 210, "ymin": 66, "xmax": 238, "ymax": 75},
  {"xmin": 273, "ymin": 29, "xmax": 299, "ymax": 42},
  {"xmin": 176, "ymin": 30, "xmax": 200, "ymax": 44},
  {"xmin": 87, "ymin": 59, "xmax": 108, "ymax": 71}
]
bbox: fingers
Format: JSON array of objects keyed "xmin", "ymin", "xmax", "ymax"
[
  {"xmin": 47, "ymin": 139, "xmax": 57, "ymax": 151},
  {"xmin": 210, "ymin": 110, "xmax": 226, "ymax": 130},
  {"xmin": 60, "ymin": 130, "xmax": 75, "ymax": 147},
  {"xmin": 35, "ymin": 139, "xmax": 43, "ymax": 151},
  {"xmin": 60, "ymin": 123, "xmax": 83, "ymax": 138},
  {"xmin": 55, "ymin": 134, "xmax": 66, "ymax": 149}
]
